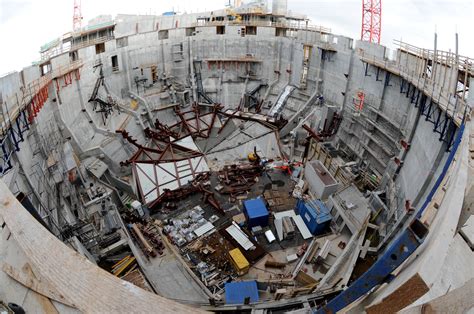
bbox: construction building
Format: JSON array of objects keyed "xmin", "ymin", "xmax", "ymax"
[{"xmin": 0, "ymin": 0, "xmax": 473, "ymax": 313}]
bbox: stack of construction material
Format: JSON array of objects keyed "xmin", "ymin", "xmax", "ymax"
[
  {"xmin": 264, "ymin": 189, "xmax": 296, "ymax": 212},
  {"xmin": 162, "ymin": 206, "xmax": 210, "ymax": 246},
  {"xmin": 130, "ymin": 224, "xmax": 156, "ymax": 257},
  {"xmin": 129, "ymin": 222, "xmax": 165, "ymax": 258},
  {"xmin": 112, "ymin": 255, "xmax": 136, "ymax": 277},
  {"xmin": 217, "ymin": 163, "xmax": 264, "ymax": 198}
]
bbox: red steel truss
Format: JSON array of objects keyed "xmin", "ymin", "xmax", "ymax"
[
  {"xmin": 73, "ymin": 0, "xmax": 83, "ymax": 32},
  {"xmin": 361, "ymin": 0, "xmax": 382, "ymax": 44}
]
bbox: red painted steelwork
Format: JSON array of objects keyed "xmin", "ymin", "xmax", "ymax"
[{"xmin": 361, "ymin": 0, "xmax": 382, "ymax": 44}]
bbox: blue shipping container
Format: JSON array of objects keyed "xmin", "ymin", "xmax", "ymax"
[
  {"xmin": 243, "ymin": 198, "xmax": 269, "ymax": 228},
  {"xmin": 225, "ymin": 281, "xmax": 259, "ymax": 304},
  {"xmin": 296, "ymin": 199, "xmax": 332, "ymax": 235}
]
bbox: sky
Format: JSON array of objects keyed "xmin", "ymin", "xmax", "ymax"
[{"xmin": 0, "ymin": 0, "xmax": 472, "ymax": 76}]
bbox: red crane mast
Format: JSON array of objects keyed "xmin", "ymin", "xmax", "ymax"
[
  {"xmin": 361, "ymin": 0, "xmax": 382, "ymax": 44},
  {"xmin": 73, "ymin": 0, "xmax": 83, "ymax": 32}
]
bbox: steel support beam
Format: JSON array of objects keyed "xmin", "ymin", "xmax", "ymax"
[
  {"xmin": 384, "ymin": 72, "xmax": 392, "ymax": 87},
  {"xmin": 414, "ymin": 90, "xmax": 421, "ymax": 107},
  {"xmin": 400, "ymin": 78, "xmax": 406, "ymax": 93},
  {"xmin": 376, "ymin": 67, "xmax": 382, "ymax": 81},
  {"xmin": 406, "ymin": 83, "xmax": 411, "ymax": 98}
]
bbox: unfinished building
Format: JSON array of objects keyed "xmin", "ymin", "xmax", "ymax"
[{"xmin": 0, "ymin": 0, "xmax": 473, "ymax": 313}]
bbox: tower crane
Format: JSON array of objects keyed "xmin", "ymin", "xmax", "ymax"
[
  {"xmin": 73, "ymin": 0, "xmax": 83, "ymax": 32},
  {"xmin": 361, "ymin": 0, "xmax": 382, "ymax": 44}
]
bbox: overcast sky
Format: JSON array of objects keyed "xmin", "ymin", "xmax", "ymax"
[{"xmin": 0, "ymin": 0, "xmax": 472, "ymax": 76}]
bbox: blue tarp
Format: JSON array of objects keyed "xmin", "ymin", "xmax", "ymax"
[
  {"xmin": 243, "ymin": 198, "xmax": 269, "ymax": 228},
  {"xmin": 225, "ymin": 281, "xmax": 259, "ymax": 304}
]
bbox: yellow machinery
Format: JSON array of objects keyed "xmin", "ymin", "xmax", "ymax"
[
  {"xmin": 225, "ymin": 8, "xmax": 242, "ymax": 23},
  {"xmin": 248, "ymin": 152, "xmax": 258, "ymax": 162},
  {"xmin": 248, "ymin": 146, "xmax": 261, "ymax": 162},
  {"xmin": 229, "ymin": 248, "xmax": 250, "ymax": 275}
]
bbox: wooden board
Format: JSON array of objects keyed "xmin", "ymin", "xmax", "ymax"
[{"xmin": 366, "ymin": 273, "xmax": 429, "ymax": 314}]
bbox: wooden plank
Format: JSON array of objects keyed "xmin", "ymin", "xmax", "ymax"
[
  {"xmin": 2, "ymin": 262, "xmax": 75, "ymax": 308},
  {"xmin": 366, "ymin": 273, "xmax": 429, "ymax": 314},
  {"xmin": 399, "ymin": 279, "xmax": 474, "ymax": 314},
  {"xmin": 295, "ymin": 270, "xmax": 318, "ymax": 286}
]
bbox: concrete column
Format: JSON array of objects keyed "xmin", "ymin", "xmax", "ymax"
[
  {"xmin": 467, "ymin": 77, "xmax": 474, "ymax": 110},
  {"xmin": 341, "ymin": 49, "xmax": 355, "ymax": 111},
  {"xmin": 188, "ymin": 37, "xmax": 198, "ymax": 102}
]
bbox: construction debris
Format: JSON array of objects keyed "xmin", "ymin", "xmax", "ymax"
[
  {"xmin": 265, "ymin": 259, "xmax": 287, "ymax": 269},
  {"xmin": 129, "ymin": 221, "xmax": 164, "ymax": 258},
  {"xmin": 112, "ymin": 255, "xmax": 136, "ymax": 277},
  {"xmin": 121, "ymin": 268, "xmax": 154, "ymax": 292},
  {"xmin": 217, "ymin": 162, "xmax": 264, "ymax": 198}
]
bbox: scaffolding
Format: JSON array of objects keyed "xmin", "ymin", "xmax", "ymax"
[{"xmin": 360, "ymin": 40, "xmax": 473, "ymax": 126}]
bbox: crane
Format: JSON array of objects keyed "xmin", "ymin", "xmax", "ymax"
[
  {"xmin": 73, "ymin": 0, "xmax": 83, "ymax": 32},
  {"xmin": 361, "ymin": 0, "xmax": 382, "ymax": 44}
]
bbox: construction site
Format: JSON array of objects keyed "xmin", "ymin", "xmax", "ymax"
[{"xmin": 0, "ymin": 0, "xmax": 473, "ymax": 313}]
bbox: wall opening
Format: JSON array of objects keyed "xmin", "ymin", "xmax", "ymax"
[
  {"xmin": 275, "ymin": 27, "xmax": 287, "ymax": 37},
  {"xmin": 111, "ymin": 55, "xmax": 119, "ymax": 72},
  {"xmin": 158, "ymin": 30, "xmax": 169, "ymax": 40},
  {"xmin": 95, "ymin": 43, "xmax": 105, "ymax": 54},
  {"xmin": 300, "ymin": 45, "xmax": 312, "ymax": 89},
  {"xmin": 217, "ymin": 26, "xmax": 225, "ymax": 35},
  {"xmin": 246, "ymin": 26, "xmax": 257, "ymax": 35},
  {"xmin": 69, "ymin": 50, "xmax": 79, "ymax": 62},
  {"xmin": 410, "ymin": 219, "xmax": 429, "ymax": 240},
  {"xmin": 186, "ymin": 27, "xmax": 196, "ymax": 36},
  {"xmin": 40, "ymin": 62, "xmax": 51, "ymax": 76},
  {"xmin": 151, "ymin": 65, "xmax": 158, "ymax": 83}
]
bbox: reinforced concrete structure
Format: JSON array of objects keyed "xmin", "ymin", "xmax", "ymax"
[{"xmin": 0, "ymin": 1, "xmax": 473, "ymax": 313}]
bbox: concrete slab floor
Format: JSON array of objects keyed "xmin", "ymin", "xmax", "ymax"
[{"xmin": 140, "ymin": 245, "xmax": 209, "ymax": 303}]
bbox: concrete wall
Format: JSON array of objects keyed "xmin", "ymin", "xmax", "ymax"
[{"xmin": 1, "ymin": 11, "xmax": 465, "ymax": 246}]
